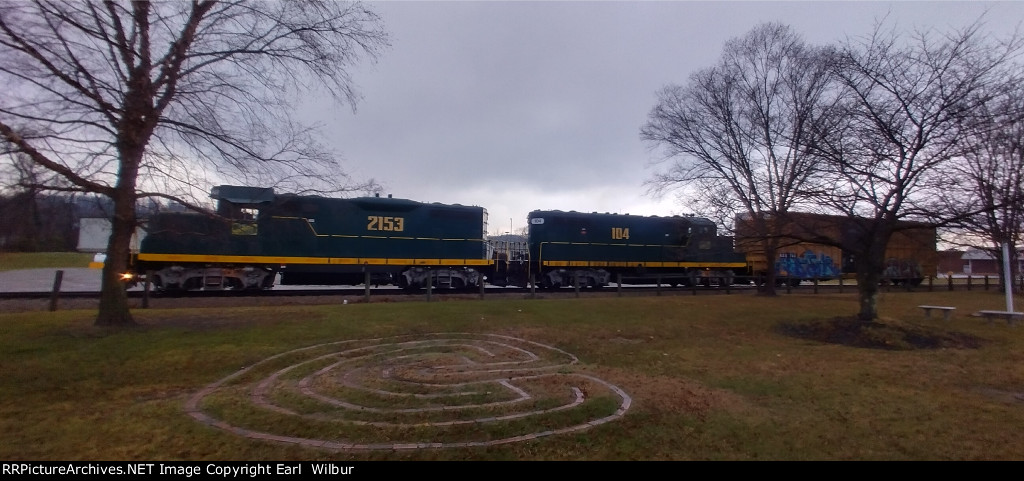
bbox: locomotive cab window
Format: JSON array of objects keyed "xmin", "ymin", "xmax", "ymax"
[{"xmin": 231, "ymin": 208, "xmax": 259, "ymax": 236}]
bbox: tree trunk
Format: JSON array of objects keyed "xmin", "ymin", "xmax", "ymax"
[
  {"xmin": 852, "ymin": 228, "xmax": 891, "ymax": 323},
  {"xmin": 95, "ymin": 188, "xmax": 136, "ymax": 326},
  {"xmin": 855, "ymin": 268, "xmax": 881, "ymax": 322},
  {"xmin": 95, "ymin": 145, "xmax": 141, "ymax": 326},
  {"xmin": 760, "ymin": 243, "xmax": 779, "ymax": 296}
]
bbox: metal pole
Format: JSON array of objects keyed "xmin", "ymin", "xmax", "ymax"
[{"xmin": 1004, "ymin": 241, "xmax": 1014, "ymax": 313}]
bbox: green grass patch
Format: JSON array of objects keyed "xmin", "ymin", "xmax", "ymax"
[
  {"xmin": 2, "ymin": 290, "xmax": 1024, "ymax": 460},
  {"xmin": 0, "ymin": 251, "xmax": 93, "ymax": 270}
]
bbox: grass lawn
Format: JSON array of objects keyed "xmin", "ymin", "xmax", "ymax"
[
  {"xmin": 0, "ymin": 252, "xmax": 93, "ymax": 271},
  {"xmin": 1, "ymin": 290, "xmax": 1023, "ymax": 460}
]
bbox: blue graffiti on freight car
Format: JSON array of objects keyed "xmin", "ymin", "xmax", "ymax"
[{"xmin": 775, "ymin": 250, "xmax": 841, "ymax": 280}]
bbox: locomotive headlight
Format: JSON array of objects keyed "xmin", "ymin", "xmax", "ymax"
[{"xmin": 120, "ymin": 272, "xmax": 134, "ymax": 281}]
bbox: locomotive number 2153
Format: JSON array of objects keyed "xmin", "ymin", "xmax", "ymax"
[{"xmin": 367, "ymin": 216, "xmax": 405, "ymax": 232}]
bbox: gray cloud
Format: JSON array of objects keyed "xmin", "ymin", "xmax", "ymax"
[{"xmin": 306, "ymin": 1, "xmax": 1023, "ymax": 234}]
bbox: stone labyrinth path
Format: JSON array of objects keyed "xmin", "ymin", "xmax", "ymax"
[{"xmin": 185, "ymin": 333, "xmax": 632, "ymax": 451}]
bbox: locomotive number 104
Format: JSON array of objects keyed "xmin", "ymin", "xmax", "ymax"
[
  {"xmin": 367, "ymin": 216, "xmax": 405, "ymax": 232},
  {"xmin": 611, "ymin": 227, "xmax": 630, "ymax": 240}
]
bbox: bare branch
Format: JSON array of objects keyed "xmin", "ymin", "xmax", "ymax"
[{"xmin": 0, "ymin": 0, "xmax": 389, "ymax": 325}]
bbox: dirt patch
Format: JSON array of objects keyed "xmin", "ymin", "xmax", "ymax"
[
  {"xmin": 776, "ymin": 316, "xmax": 984, "ymax": 350},
  {"xmin": 584, "ymin": 366, "xmax": 753, "ymax": 420},
  {"xmin": 974, "ymin": 387, "xmax": 1024, "ymax": 404}
]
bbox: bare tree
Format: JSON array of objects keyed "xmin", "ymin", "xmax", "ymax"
[
  {"xmin": 940, "ymin": 83, "xmax": 1024, "ymax": 289},
  {"xmin": 0, "ymin": 1, "xmax": 388, "ymax": 325},
  {"xmin": 641, "ymin": 23, "xmax": 837, "ymax": 294},
  {"xmin": 810, "ymin": 21, "xmax": 1023, "ymax": 321}
]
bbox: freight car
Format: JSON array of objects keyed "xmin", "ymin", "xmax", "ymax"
[
  {"xmin": 515, "ymin": 210, "xmax": 749, "ymax": 288},
  {"xmin": 134, "ymin": 185, "xmax": 491, "ymax": 291},
  {"xmin": 734, "ymin": 212, "xmax": 937, "ymax": 286}
]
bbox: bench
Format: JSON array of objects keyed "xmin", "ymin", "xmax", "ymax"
[
  {"xmin": 976, "ymin": 310, "xmax": 1024, "ymax": 325},
  {"xmin": 918, "ymin": 305, "xmax": 956, "ymax": 320}
]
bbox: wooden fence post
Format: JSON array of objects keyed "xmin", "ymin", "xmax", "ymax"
[
  {"xmin": 364, "ymin": 270, "xmax": 371, "ymax": 303},
  {"xmin": 143, "ymin": 271, "xmax": 152, "ymax": 309},
  {"xmin": 426, "ymin": 269, "xmax": 433, "ymax": 302},
  {"xmin": 49, "ymin": 270, "xmax": 63, "ymax": 312}
]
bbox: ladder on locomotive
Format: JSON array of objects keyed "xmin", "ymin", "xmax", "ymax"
[{"xmin": 435, "ymin": 269, "xmax": 453, "ymax": 288}]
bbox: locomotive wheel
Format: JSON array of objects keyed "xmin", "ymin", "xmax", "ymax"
[
  {"xmin": 540, "ymin": 277, "xmax": 560, "ymax": 290},
  {"xmin": 398, "ymin": 275, "xmax": 422, "ymax": 291}
]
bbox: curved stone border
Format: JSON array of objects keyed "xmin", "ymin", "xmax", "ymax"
[{"xmin": 185, "ymin": 333, "xmax": 632, "ymax": 451}]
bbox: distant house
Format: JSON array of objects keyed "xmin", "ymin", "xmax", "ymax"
[
  {"xmin": 76, "ymin": 218, "xmax": 146, "ymax": 253},
  {"xmin": 936, "ymin": 248, "xmax": 1024, "ymax": 276}
]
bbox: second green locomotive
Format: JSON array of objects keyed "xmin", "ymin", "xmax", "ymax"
[{"xmin": 518, "ymin": 210, "xmax": 748, "ymax": 288}]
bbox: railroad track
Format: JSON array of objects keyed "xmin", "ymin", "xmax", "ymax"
[{"xmin": 0, "ymin": 283, "xmax": 765, "ymax": 301}]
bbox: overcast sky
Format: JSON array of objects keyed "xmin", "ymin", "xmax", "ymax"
[{"xmin": 309, "ymin": 1, "xmax": 1024, "ymax": 235}]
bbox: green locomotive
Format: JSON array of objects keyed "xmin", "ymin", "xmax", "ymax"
[
  {"xmin": 518, "ymin": 210, "xmax": 748, "ymax": 288},
  {"xmin": 135, "ymin": 185, "xmax": 490, "ymax": 291}
]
